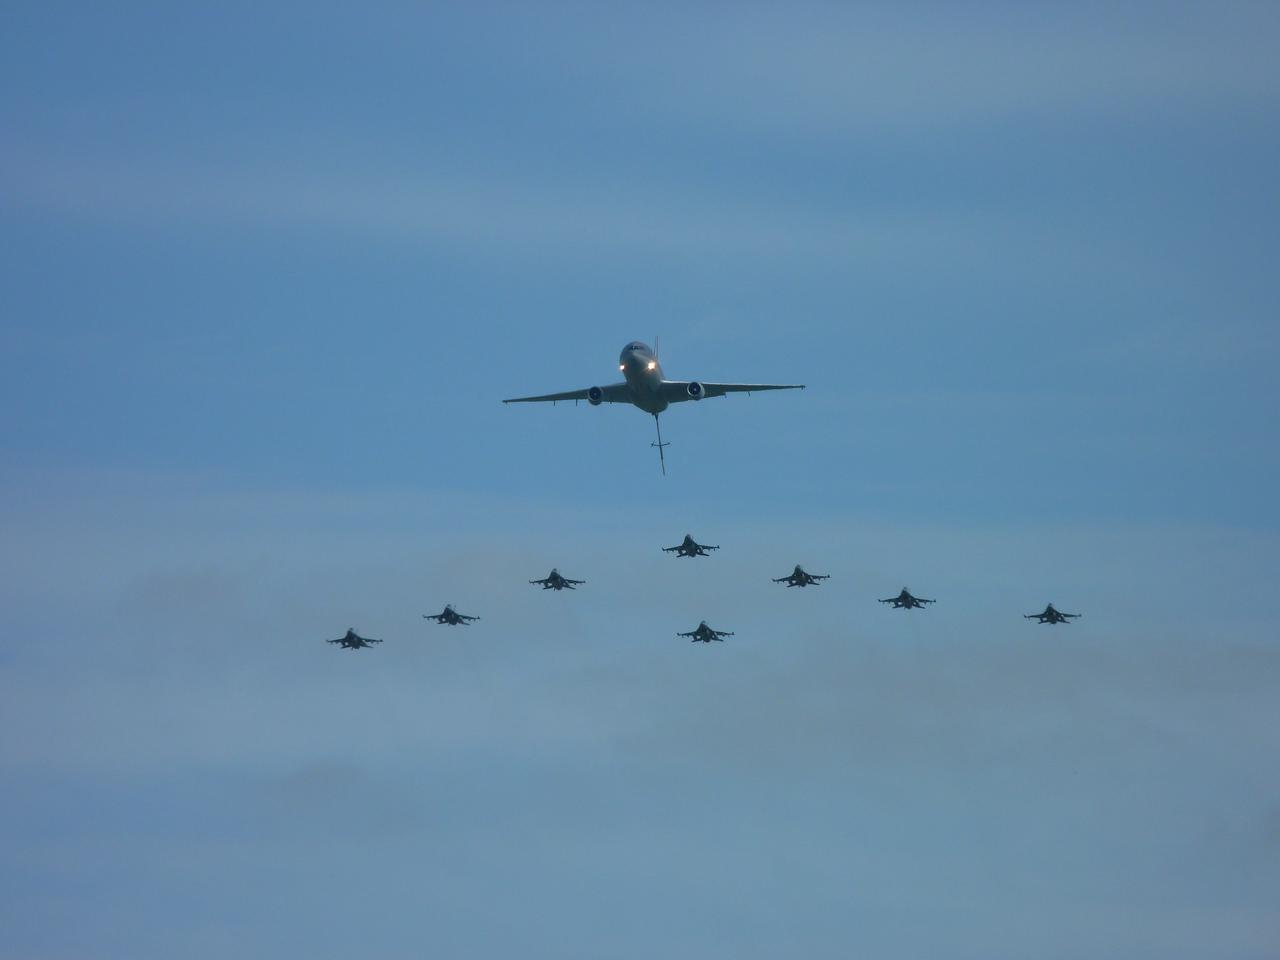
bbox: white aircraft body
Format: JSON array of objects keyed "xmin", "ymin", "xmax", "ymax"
[{"xmin": 503, "ymin": 340, "xmax": 804, "ymax": 473}]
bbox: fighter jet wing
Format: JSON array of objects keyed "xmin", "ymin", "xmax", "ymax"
[
  {"xmin": 659, "ymin": 381, "xmax": 805, "ymax": 402},
  {"xmin": 503, "ymin": 382, "xmax": 630, "ymax": 404}
]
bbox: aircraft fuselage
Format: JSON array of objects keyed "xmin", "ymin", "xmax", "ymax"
[{"xmin": 619, "ymin": 342, "xmax": 668, "ymax": 414}]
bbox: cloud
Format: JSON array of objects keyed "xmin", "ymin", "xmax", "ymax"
[
  {"xmin": 3, "ymin": 470, "xmax": 1278, "ymax": 958},
  {"xmin": 528, "ymin": 5, "xmax": 1280, "ymax": 133},
  {"xmin": 2, "ymin": 471, "xmax": 1276, "ymax": 771},
  {"xmin": 0, "ymin": 144, "xmax": 1040, "ymax": 269}
]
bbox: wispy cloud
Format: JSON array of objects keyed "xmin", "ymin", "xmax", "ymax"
[
  {"xmin": 585, "ymin": 5, "xmax": 1280, "ymax": 133},
  {"xmin": 0, "ymin": 145, "xmax": 1043, "ymax": 265},
  {"xmin": 3, "ymin": 472, "xmax": 1276, "ymax": 772}
]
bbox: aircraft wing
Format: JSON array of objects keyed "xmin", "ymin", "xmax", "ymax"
[
  {"xmin": 659, "ymin": 381, "xmax": 805, "ymax": 402},
  {"xmin": 503, "ymin": 382, "xmax": 631, "ymax": 404}
]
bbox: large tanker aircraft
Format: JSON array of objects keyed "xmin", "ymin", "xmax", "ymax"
[{"xmin": 503, "ymin": 340, "xmax": 804, "ymax": 473}]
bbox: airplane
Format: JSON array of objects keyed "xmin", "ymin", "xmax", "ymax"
[
  {"xmin": 678, "ymin": 621, "xmax": 735, "ymax": 643},
  {"xmin": 663, "ymin": 533, "xmax": 719, "ymax": 558},
  {"xmin": 529, "ymin": 568, "xmax": 585, "ymax": 590},
  {"xmin": 424, "ymin": 605, "xmax": 481, "ymax": 626},
  {"xmin": 502, "ymin": 340, "xmax": 805, "ymax": 473},
  {"xmin": 879, "ymin": 588, "xmax": 935, "ymax": 609},
  {"xmin": 328, "ymin": 628, "xmax": 382, "ymax": 650},
  {"xmin": 1024, "ymin": 603, "xmax": 1080, "ymax": 625},
  {"xmin": 773, "ymin": 564, "xmax": 830, "ymax": 587}
]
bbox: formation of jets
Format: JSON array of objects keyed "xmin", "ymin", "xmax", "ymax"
[
  {"xmin": 329, "ymin": 535, "xmax": 1082, "ymax": 650},
  {"xmin": 327, "ymin": 341, "xmax": 1086, "ymax": 650}
]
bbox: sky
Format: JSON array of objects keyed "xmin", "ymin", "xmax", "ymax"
[{"xmin": 1, "ymin": 3, "xmax": 1278, "ymax": 957}]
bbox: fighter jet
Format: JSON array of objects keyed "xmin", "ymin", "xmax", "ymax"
[
  {"xmin": 328, "ymin": 628, "xmax": 382, "ymax": 650},
  {"xmin": 503, "ymin": 340, "xmax": 805, "ymax": 474},
  {"xmin": 1025, "ymin": 603, "xmax": 1080, "ymax": 624},
  {"xmin": 879, "ymin": 588, "xmax": 935, "ymax": 609},
  {"xmin": 773, "ymin": 564, "xmax": 830, "ymax": 587},
  {"xmin": 424, "ymin": 605, "xmax": 481, "ymax": 626},
  {"xmin": 529, "ymin": 568, "xmax": 585, "ymax": 591},
  {"xmin": 678, "ymin": 621, "xmax": 735, "ymax": 643},
  {"xmin": 663, "ymin": 534, "xmax": 719, "ymax": 558}
]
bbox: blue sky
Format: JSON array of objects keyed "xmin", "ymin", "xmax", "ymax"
[{"xmin": 2, "ymin": 4, "xmax": 1278, "ymax": 958}]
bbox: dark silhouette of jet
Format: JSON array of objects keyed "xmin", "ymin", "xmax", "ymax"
[
  {"xmin": 328, "ymin": 628, "xmax": 382, "ymax": 650},
  {"xmin": 502, "ymin": 339, "xmax": 805, "ymax": 475},
  {"xmin": 424, "ymin": 605, "xmax": 480, "ymax": 626},
  {"xmin": 529, "ymin": 568, "xmax": 585, "ymax": 591},
  {"xmin": 1024, "ymin": 604, "xmax": 1080, "ymax": 624},
  {"xmin": 879, "ymin": 588, "xmax": 935, "ymax": 610},
  {"xmin": 663, "ymin": 534, "xmax": 719, "ymax": 558},
  {"xmin": 773, "ymin": 564, "xmax": 830, "ymax": 587},
  {"xmin": 678, "ymin": 621, "xmax": 734, "ymax": 643}
]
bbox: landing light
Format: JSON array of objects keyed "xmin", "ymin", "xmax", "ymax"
[
  {"xmin": 647, "ymin": 361, "xmax": 656, "ymax": 370},
  {"xmin": 619, "ymin": 364, "xmax": 626, "ymax": 371}
]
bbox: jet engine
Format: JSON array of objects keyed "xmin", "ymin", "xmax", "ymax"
[
  {"xmin": 686, "ymin": 381, "xmax": 705, "ymax": 401},
  {"xmin": 587, "ymin": 386, "xmax": 604, "ymax": 406}
]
